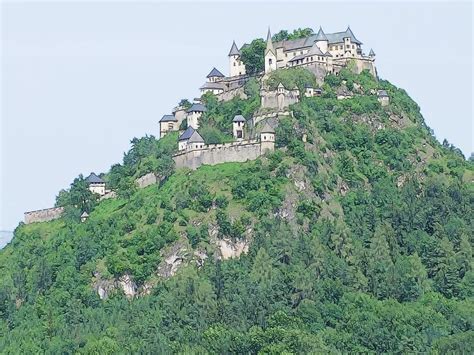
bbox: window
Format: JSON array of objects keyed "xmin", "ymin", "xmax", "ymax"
[
  {"xmin": 339, "ymin": 45, "xmax": 343, "ymax": 49},
  {"xmin": 269, "ymin": 58, "xmax": 273, "ymax": 65},
  {"xmin": 233, "ymin": 62, "xmax": 236, "ymax": 66},
  {"xmin": 237, "ymin": 130, "xmax": 243, "ymax": 138},
  {"xmin": 263, "ymin": 135, "xmax": 266, "ymax": 140},
  {"xmin": 168, "ymin": 123, "xmax": 173, "ymax": 130},
  {"xmin": 285, "ymin": 53, "xmax": 288, "ymax": 57}
]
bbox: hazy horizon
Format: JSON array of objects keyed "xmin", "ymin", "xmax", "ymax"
[{"xmin": 1, "ymin": 1, "xmax": 473, "ymax": 231}]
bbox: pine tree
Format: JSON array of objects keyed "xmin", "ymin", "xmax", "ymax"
[
  {"xmin": 434, "ymin": 238, "xmax": 460, "ymax": 298},
  {"xmin": 366, "ymin": 229, "xmax": 393, "ymax": 299}
]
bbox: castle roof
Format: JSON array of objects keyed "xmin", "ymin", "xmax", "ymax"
[
  {"xmin": 288, "ymin": 41, "xmax": 328, "ymax": 62},
  {"xmin": 228, "ymin": 41, "xmax": 241, "ymax": 56},
  {"xmin": 233, "ymin": 115, "xmax": 246, "ymax": 122},
  {"xmin": 188, "ymin": 130, "xmax": 205, "ymax": 143},
  {"xmin": 207, "ymin": 67, "xmax": 225, "ymax": 78},
  {"xmin": 160, "ymin": 114, "xmax": 177, "ymax": 122},
  {"xmin": 315, "ymin": 26, "xmax": 328, "ymax": 41},
  {"xmin": 187, "ymin": 103, "xmax": 207, "ymax": 113},
  {"xmin": 260, "ymin": 122, "xmax": 275, "ymax": 134},
  {"xmin": 86, "ymin": 172, "xmax": 104, "ymax": 184},
  {"xmin": 273, "ymin": 26, "xmax": 362, "ymax": 52},
  {"xmin": 200, "ymin": 82, "xmax": 226, "ymax": 90},
  {"xmin": 81, "ymin": 211, "xmax": 89, "ymax": 218},
  {"xmin": 304, "ymin": 83, "xmax": 313, "ymax": 88},
  {"xmin": 179, "ymin": 126, "xmax": 196, "ymax": 141},
  {"xmin": 369, "ymin": 48, "xmax": 376, "ymax": 57}
]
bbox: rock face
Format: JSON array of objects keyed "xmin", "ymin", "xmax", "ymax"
[
  {"xmin": 93, "ymin": 272, "xmax": 137, "ymax": 300},
  {"xmin": 216, "ymin": 238, "xmax": 249, "ymax": 260},
  {"xmin": 118, "ymin": 274, "xmax": 137, "ymax": 298},
  {"xmin": 157, "ymin": 240, "xmax": 188, "ymax": 278}
]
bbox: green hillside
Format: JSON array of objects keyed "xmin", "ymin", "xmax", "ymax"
[{"xmin": 1, "ymin": 67, "xmax": 473, "ymax": 353}]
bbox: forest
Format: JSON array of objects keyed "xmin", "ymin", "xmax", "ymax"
[{"xmin": 0, "ymin": 65, "xmax": 473, "ymax": 353}]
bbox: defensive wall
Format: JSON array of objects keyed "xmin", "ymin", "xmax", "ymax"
[{"xmin": 24, "ymin": 207, "xmax": 65, "ymax": 224}]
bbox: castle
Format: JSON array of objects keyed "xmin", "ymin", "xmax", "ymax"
[{"xmin": 25, "ymin": 26, "xmax": 384, "ymax": 224}]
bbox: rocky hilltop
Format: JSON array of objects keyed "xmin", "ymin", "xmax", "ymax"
[{"xmin": 1, "ymin": 30, "xmax": 473, "ymax": 354}]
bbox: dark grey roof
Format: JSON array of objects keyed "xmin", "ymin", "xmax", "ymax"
[
  {"xmin": 228, "ymin": 41, "xmax": 240, "ymax": 56},
  {"xmin": 289, "ymin": 42, "xmax": 327, "ymax": 62},
  {"xmin": 233, "ymin": 115, "xmax": 246, "ymax": 122},
  {"xmin": 369, "ymin": 48, "xmax": 375, "ymax": 56},
  {"xmin": 188, "ymin": 130, "xmax": 205, "ymax": 143},
  {"xmin": 199, "ymin": 82, "xmax": 226, "ymax": 90},
  {"xmin": 207, "ymin": 67, "xmax": 225, "ymax": 78},
  {"xmin": 261, "ymin": 122, "xmax": 275, "ymax": 134},
  {"xmin": 187, "ymin": 103, "xmax": 207, "ymax": 113},
  {"xmin": 179, "ymin": 126, "xmax": 195, "ymax": 141},
  {"xmin": 304, "ymin": 83, "xmax": 313, "ymax": 88},
  {"xmin": 274, "ymin": 27, "xmax": 362, "ymax": 51},
  {"xmin": 377, "ymin": 90, "xmax": 388, "ymax": 97},
  {"xmin": 315, "ymin": 26, "xmax": 328, "ymax": 41},
  {"xmin": 86, "ymin": 173, "xmax": 104, "ymax": 184},
  {"xmin": 160, "ymin": 114, "xmax": 177, "ymax": 122}
]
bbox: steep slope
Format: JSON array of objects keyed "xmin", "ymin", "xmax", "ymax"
[{"xmin": 0, "ymin": 68, "xmax": 473, "ymax": 353}]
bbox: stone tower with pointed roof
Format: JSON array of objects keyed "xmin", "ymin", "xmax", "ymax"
[
  {"xmin": 260, "ymin": 122, "xmax": 275, "ymax": 153},
  {"xmin": 315, "ymin": 26, "xmax": 329, "ymax": 53},
  {"xmin": 228, "ymin": 41, "xmax": 246, "ymax": 77},
  {"xmin": 264, "ymin": 28, "xmax": 277, "ymax": 74}
]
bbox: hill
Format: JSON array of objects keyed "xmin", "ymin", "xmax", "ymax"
[{"xmin": 0, "ymin": 65, "xmax": 473, "ymax": 353}]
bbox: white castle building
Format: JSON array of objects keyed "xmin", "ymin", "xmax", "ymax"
[{"xmin": 229, "ymin": 26, "xmax": 376, "ymax": 77}]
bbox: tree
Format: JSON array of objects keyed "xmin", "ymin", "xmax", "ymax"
[
  {"xmin": 240, "ymin": 38, "xmax": 265, "ymax": 75},
  {"xmin": 434, "ymin": 237, "xmax": 461, "ymax": 298},
  {"xmin": 366, "ymin": 229, "xmax": 393, "ymax": 299}
]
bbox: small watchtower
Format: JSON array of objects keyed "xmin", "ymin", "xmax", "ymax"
[
  {"xmin": 232, "ymin": 115, "xmax": 246, "ymax": 140},
  {"xmin": 260, "ymin": 122, "xmax": 275, "ymax": 153},
  {"xmin": 86, "ymin": 173, "xmax": 106, "ymax": 196}
]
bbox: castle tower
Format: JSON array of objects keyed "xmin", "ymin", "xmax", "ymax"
[
  {"xmin": 264, "ymin": 28, "xmax": 277, "ymax": 74},
  {"xmin": 232, "ymin": 115, "xmax": 246, "ymax": 140},
  {"xmin": 186, "ymin": 103, "xmax": 207, "ymax": 129},
  {"xmin": 315, "ymin": 26, "xmax": 328, "ymax": 53},
  {"xmin": 228, "ymin": 41, "xmax": 245, "ymax": 77},
  {"xmin": 260, "ymin": 122, "xmax": 275, "ymax": 153}
]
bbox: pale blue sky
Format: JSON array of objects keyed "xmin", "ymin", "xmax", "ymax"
[{"xmin": 1, "ymin": 1, "xmax": 472, "ymax": 232}]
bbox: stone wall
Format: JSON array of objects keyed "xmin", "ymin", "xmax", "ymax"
[
  {"xmin": 216, "ymin": 86, "xmax": 247, "ymax": 102},
  {"xmin": 24, "ymin": 207, "xmax": 65, "ymax": 224},
  {"xmin": 173, "ymin": 140, "xmax": 264, "ymax": 170},
  {"xmin": 260, "ymin": 88, "xmax": 299, "ymax": 110},
  {"xmin": 135, "ymin": 172, "xmax": 158, "ymax": 188}
]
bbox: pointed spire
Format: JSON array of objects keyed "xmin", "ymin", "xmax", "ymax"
[
  {"xmin": 315, "ymin": 26, "xmax": 328, "ymax": 41},
  {"xmin": 228, "ymin": 41, "xmax": 240, "ymax": 56},
  {"xmin": 369, "ymin": 48, "xmax": 375, "ymax": 57},
  {"xmin": 265, "ymin": 27, "xmax": 275, "ymax": 55}
]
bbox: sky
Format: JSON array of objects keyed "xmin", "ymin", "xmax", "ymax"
[{"xmin": 1, "ymin": 1, "xmax": 473, "ymax": 232}]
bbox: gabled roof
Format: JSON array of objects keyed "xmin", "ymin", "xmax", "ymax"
[
  {"xmin": 160, "ymin": 114, "xmax": 177, "ymax": 122},
  {"xmin": 200, "ymin": 82, "xmax": 226, "ymax": 90},
  {"xmin": 188, "ymin": 130, "xmax": 205, "ymax": 143},
  {"xmin": 228, "ymin": 41, "xmax": 241, "ymax": 56},
  {"xmin": 273, "ymin": 26, "xmax": 362, "ymax": 51},
  {"xmin": 86, "ymin": 172, "xmax": 104, "ymax": 184},
  {"xmin": 207, "ymin": 67, "xmax": 225, "ymax": 78},
  {"xmin": 187, "ymin": 103, "xmax": 207, "ymax": 113},
  {"xmin": 277, "ymin": 82, "xmax": 285, "ymax": 89},
  {"xmin": 233, "ymin": 115, "xmax": 246, "ymax": 122},
  {"xmin": 261, "ymin": 122, "xmax": 275, "ymax": 134},
  {"xmin": 369, "ymin": 48, "xmax": 376, "ymax": 56},
  {"xmin": 304, "ymin": 83, "xmax": 313, "ymax": 88},
  {"xmin": 315, "ymin": 26, "xmax": 328, "ymax": 41},
  {"xmin": 81, "ymin": 211, "xmax": 89, "ymax": 218},
  {"xmin": 179, "ymin": 126, "xmax": 195, "ymax": 141}
]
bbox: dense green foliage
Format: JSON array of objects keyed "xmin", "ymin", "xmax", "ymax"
[
  {"xmin": 240, "ymin": 39, "xmax": 266, "ymax": 75},
  {"xmin": 271, "ymin": 28, "xmax": 314, "ymax": 42},
  {"xmin": 1, "ymin": 67, "xmax": 473, "ymax": 353}
]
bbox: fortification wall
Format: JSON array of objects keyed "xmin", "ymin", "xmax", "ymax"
[
  {"xmin": 217, "ymin": 86, "xmax": 247, "ymax": 102},
  {"xmin": 174, "ymin": 140, "xmax": 263, "ymax": 170},
  {"xmin": 136, "ymin": 172, "xmax": 158, "ymax": 188},
  {"xmin": 24, "ymin": 207, "xmax": 65, "ymax": 224},
  {"xmin": 260, "ymin": 90, "xmax": 299, "ymax": 110}
]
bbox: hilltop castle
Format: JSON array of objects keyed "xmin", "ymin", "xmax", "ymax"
[{"xmin": 229, "ymin": 26, "xmax": 376, "ymax": 78}]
